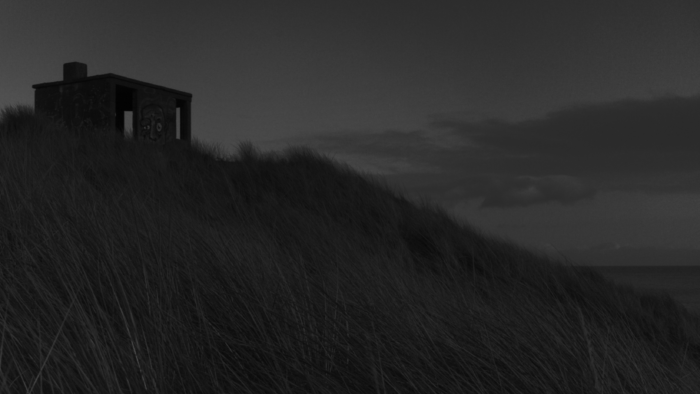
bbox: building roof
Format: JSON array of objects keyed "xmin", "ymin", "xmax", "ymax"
[{"xmin": 32, "ymin": 73, "xmax": 192, "ymax": 99}]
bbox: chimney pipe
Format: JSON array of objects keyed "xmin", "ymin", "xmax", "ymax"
[{"xmin": 63, "ymin": 62, "xmax": 87, "ymax": 81}]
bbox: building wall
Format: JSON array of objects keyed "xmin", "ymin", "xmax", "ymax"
[
  {"xmin": 35, "ymin": 79, "xmax": 112, "ymax": 132},
  {"xmin": 35, "ymin": 77, "xmax": 190, "ymax": 145},
  {"xmin": 134, "ymin": 85, "xmax": 177, "ymax": 145}
]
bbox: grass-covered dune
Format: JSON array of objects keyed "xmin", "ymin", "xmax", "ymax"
[{"xmin": 2, "ymin": 104, "xmax": 700, "ymax": 394}]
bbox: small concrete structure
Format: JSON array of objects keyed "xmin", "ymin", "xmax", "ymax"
[{"xmin": 32, "ymin": 62, "xmax": 192, "ymax": 145}]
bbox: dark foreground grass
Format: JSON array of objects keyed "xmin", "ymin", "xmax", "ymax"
[{"xmin": 1, "ymin": 104, "xmax": 700, "ymax": 393}]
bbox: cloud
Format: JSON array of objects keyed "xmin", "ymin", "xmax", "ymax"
[
  {"xmin": 480, "ymin": 175, "xmax": 596, "ymax": 208},
  {"xmin": 270, "ymin": 93, "xmax": 700, "ymax": 208},
  {"xmin": 560, "ymin": 246, "xmax": 700, "ymax": 267},
  {"xmin": 432, "ymin": 94, "xmax": 700, "ymax": 176},
  {"xmin": 585, "ymin": 242, "xmax": 622, "ymax": 251}
]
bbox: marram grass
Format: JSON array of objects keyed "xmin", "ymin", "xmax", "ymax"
[{"xmin": 1, "ymin": 104, "xmax": 700, "ymax": 393}]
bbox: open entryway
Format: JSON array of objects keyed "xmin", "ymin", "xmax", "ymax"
[
  {"xmin": 175, "ymin": 98, "xmax": 191, "ymax": 142},
  {"xmin": 115, "ymin": 85, "xmax": 137, "ymax": 140}
]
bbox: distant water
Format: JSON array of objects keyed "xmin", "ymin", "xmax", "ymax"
[{"xmin": 587, "ymin": 266, "xmax": 700, "ymax": 315}]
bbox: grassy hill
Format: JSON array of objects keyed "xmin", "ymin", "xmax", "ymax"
[{"xmin": 1, "ymin": 104, "xmax": 700, "ymax": 393}]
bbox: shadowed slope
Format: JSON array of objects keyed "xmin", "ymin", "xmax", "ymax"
[{"xmin": 1, "ymin": 104, "xmax": 700, "ymax": 394}]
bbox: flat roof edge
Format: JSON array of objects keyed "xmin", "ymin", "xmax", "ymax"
[{"xmin": 32, "ymin": 73, "xmax": 193, "ymax": 98}]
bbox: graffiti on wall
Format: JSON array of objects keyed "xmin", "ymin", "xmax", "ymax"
[
  {"xmin": 139, "ymin": 103, "xmax": 165, "ymax": 143},
  {"xmin": 35, "ymin": 79, "xmax": 184, "ymax": 144},
  {"xmin": 70, "ymin": 90, "xmax": 108, "ymax": 132},
  {"xmin": 35, "ymin": 81, "xmax": 110, "ymax": 132}
]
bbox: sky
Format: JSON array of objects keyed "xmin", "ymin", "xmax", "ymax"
[{"xmin": 1, "ymin": 0, "xmax": 699, "ymax": 266}]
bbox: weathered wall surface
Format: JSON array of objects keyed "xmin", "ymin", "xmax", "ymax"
[
  {"xmin": 35, "ymin": 80, "xmax": 111, "ymax": 131},
  {"xmin": 34, "ymin": 66, "xmax": 191, "ymax": 146},
  {"xmin": 135, "ymin": 86, "xmax": 177, "ymax": 145}
]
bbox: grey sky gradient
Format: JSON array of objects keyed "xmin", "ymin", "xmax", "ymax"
[{"xmin": 2, "ymin": 0, "xmax": 699, "ymax": 265}]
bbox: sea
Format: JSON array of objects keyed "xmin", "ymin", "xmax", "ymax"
[{"xmin": 586, "ymin": 265, "xmax": 700, "ymax": 316}]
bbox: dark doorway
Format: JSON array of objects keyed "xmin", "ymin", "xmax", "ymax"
[
  {"xmin": 175, "ymin": 98, "xmax": 191, "ymax": 141},
  {"xmin": 176, "ymin": 107, "xmax": 180, "ymax": 140},
  {"xmin": 115, "ymin": 85, "xmax": 137, "ymax": 139}
]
